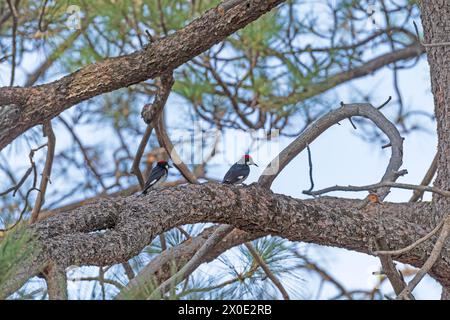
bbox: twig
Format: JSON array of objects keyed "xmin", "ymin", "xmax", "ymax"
[
  {"xmin": 0, "ymin": 167, "xmax": 32, "ymax": 197},
  {"xmin": 147, "ymin": 225, "xmax": 234, "ymax": 299},
  {"xmin": 122, "ymin": 262, "xmax": 135, "ymax": 281},
  {"xmin": 69, "ymin": 276, "xmax": 124, "ymax": 290},
  {"xmin": 159, "ymin": 234, "xmax": 167, "ymax": 251},
  {"xmin": 30, "ymin": 121, "xmax": 56, "ymax": 224},
  {"xmin": 396, "ymin": 218, "xmax": 450, "ymax": 299},
  {"xmin": 375, "ymin": 237, "xmax": 413, "ymax": 299},
  {"xmin": 348, "ymin": 117, "xmax": 357, "ymax": 129},
  {"xmin": 6, "ymin": 0, "xmax": 18, "ymax": 86},
  {"xmin": 304, "ymin": 181, "xmax": 450, "ymax": 198},
  {"xmin": 0, "ymin": 54, "xmax": 11, "ymax": 63},
  {"xmin": 176, "ymin": 267, "xmax": 258, "ymax": 298},
  {"xmin": 0, "ymin": 143, "xmax": 47, "ymax": 232},
  {"xmin": 244, "ymin": 242, "xmax": 290, "ymax": 300},
  {"xmin": 131, "ymin": 125, "xmax": 154, "ymax": 188},
  {"xmin": 177, "ymin": 226, "xmax": 191, "ymax": 240},
  {"xmin": 38, "ymin": 0, "xmax": 49, "ymax": 32},
  {"xmin": 409, "ymin": 152, "xmax": 438, "ymax": 202},
  {"xmin": 154, "ymin": 116, "xmax": 199, "ymax": 185},
  {"xmin": 375, "ymin": 218, "xmax": 445, "ymax": 256},
  {"xmin": 371, "ymin": 195, "xmax": 412, "ymax": 299},
  {"xmin": 0, "ymin": 187, "xmax": 39, "ymax": 232},
  {"xmin": 377, "ymin": 96, "xmax": 392, "ymax": 110},
  {"xmin": 292, "ymin": 252, "xmax": 353, "ymax": 300},
  {"xmin": 59, "ymin": 116, "xmax": 107, "ymax": 190},
  {"xmin": 145, "ymin": 29, "xmax": 155, "ymax": 43}
]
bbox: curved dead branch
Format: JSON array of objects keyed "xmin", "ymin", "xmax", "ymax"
[{"xmin": 258, "ymin": 103, "xmax": 404, "ymax": 202}]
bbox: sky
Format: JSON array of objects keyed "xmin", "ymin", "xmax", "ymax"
[{"xmin": 0, "ymin": 3, "xmax": 443, "ymax": 299}]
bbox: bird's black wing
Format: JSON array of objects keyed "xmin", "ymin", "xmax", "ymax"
[
  {"xmin": 142, "ymin": 165, "xmax": 166, "ymax": 194},
  {"xmin": 222, "ymin": 163, "xmax": 249, "ymax": 184}
]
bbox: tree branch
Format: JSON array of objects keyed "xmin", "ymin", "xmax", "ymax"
[
  {"xmin": 0, "ymin": 0, "xmax": 287, "ymax": 151},
  {"xmin": 116, "ymin": 226, "xmax": 262, "ymax": 299},
  {"xmin": 30, "ymin": 121, "xmax": 55, "ymax": 224},
  {"xmin": 304, "ymin": 181, "xmax": 450, "ymax": 198},
  {"xmin": 43, "ymin": 263, "xmax": 68, "ymax": 300},
  {"xmin": 244, "ymin": 242, "xmax": 290, "ymax": 300},
  {"xmin": 397, "ymin": 217, "xmax": 450, "ymax": 299},
  {"xmin": 2, "ymin": 183, "xmax": 448, "ymax": 299}
]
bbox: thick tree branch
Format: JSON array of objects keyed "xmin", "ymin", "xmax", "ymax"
[
  {"xmin": 0, "ymin": 0, "xmax": 286, "ymax": 151},
  {"xmin": 2, "ymin": 183, "xmax": 449, "ymax": 299},
  {"xmin": 409, "ymin": 152, "xmax": 438, "ymax": 202}
]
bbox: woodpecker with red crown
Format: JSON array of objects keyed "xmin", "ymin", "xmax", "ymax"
[
  {"xmin": 222, "ymin": 154, "xmax": 258, "ymax": 185},
  {"xmin": 141, "ymin": 160, "xmax": 172, "ymax": 194}
]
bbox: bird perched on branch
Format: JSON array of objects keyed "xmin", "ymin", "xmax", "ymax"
[
  {"xmin": 141, "ymin": 160, "xmax": 172, "ymax": 194},
  {"xmin": 222, "ymin": 154, "xmax": 258, "ymax": 185}
]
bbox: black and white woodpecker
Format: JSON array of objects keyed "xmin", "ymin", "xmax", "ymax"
[
  {"xmin": 222, "ymin": 154, "xmax": 258, "ymax": 185},
  {"xmin": 141, "ymin": 160, "xmax": 172, "ymax": 195}
]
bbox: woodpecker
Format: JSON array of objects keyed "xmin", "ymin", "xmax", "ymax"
[
  {"xmin": 141, "ymin": 160, "xmax": 172, "ymax": 194},
  {"xmin": 222, "ymin": 155, "xmax": 258, "ymax": 185}
]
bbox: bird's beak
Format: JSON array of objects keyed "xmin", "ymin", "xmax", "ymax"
[
  {"xmin": 168, "ymin": 165, "xmax": 173, "ymax": 168},
  {"xmin": 254, "ymin": 163, "xmax": 258, "ymax": 167}
]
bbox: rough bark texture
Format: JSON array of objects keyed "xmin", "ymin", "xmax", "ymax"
[
  {"xmin": 420, "ymin": 1, "xmax": 450, "ymax": 221},
  {"xmin": 43, "ymin": 264, "xmax": 68, "ymax": 300},
  {"xmin": 1, "ymin": 183, "xmax": 448, "ymax": 298},
  {"xmin": 419, "ymin": 0, "xmax": 450, "ymax": 297}
]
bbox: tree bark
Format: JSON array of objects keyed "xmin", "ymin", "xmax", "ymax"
[
  {"xmin": 1, "ymin": 183, "xmax": 449, "ymax": 299},
  {"xmin": 418, "ymin": 0, "xmax": 450, "ymax": 298},
  {"xmin": 419, "ymin": 0, "xmax": 450, "ymax": 217}
]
